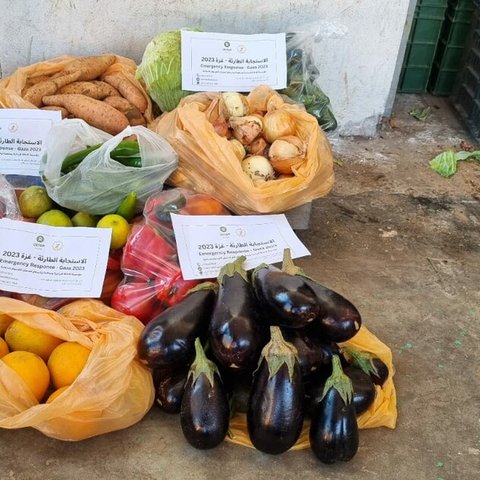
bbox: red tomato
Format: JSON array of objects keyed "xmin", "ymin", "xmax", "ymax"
[
  {"xmin": 111, "ymin": 280, "xmax": 161, "ymax": 324},
  {"xmin": 122, "ymin": 224, "xmax": 177, "ymax": 278},
  {"xmin": 107, "ymin": 249, "xmax": 123, "ymax": 271},
  {"xmin": 163, "ymin": 273, "xmax": 200, "ymax": 308}
]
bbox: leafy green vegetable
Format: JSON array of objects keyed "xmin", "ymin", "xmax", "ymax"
[
  {"xmin": 136, "ymin": 30, "xmax": 195, "ymax": 112},
  {"xmin": 429, "ymin": 150, "xmax": 480, "ymax": 177},
  {"xmin": 409, "ymin": 107, "xmax": 431, "ymax": 121}
]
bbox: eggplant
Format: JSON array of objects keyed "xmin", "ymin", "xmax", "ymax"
[
  {"xmin": 306, "ymin": 362, "xmax": 376, "ymax": 416},
  {"xmin": 282, "ymin": 250, "xmax": 361, "ymax": 342},
  {"xmin": 247, "ymin": 326, "xmax": 304, "ymax": 454},
  {"xmin": 209, "ymin": 257, "xmax": 268, "ymax": 371},
  {"xmin": 309, "ymin": 355, "xmax": 359, "ymax": 464},
  {"xmin": 344, "ymin": 366, "xmax": 376, "ymax": 414},
  {"xmin": 344, "ymin": 347, "xmax": 389, "ymax": 386},
  {"xmin": 138, "ymin": 282, "xmax": 216, "ymax": 368},
  {"xmin": 281, "ymin": 327, "xmax": 332, "ymax": 378},
  {"xmin": 180, "ymin": 339, "xmax": 230, "ymax": 449},
  {"xmin": 252, "ymin": 263, "xmax": 320, "ymax": 328},
  {"xmin": 155, "ymin": 367, "xmax": 189, "ymax": 414}
]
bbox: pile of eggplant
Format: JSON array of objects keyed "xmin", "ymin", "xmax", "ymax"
[{"xmin": 138, "ymin": 250, "xmax": 389, "ymax": 464}]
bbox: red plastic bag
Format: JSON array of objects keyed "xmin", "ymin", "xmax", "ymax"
[{"xmin": 111, "ymin": 188, "xmax": 229, "ymax": 324}]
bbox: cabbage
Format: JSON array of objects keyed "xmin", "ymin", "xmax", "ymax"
[{"xmin": 136, "ymin": 30, "xmax": 192, "ymax": 113}]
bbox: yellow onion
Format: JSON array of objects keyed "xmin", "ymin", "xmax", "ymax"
[
  {"xmin": 229, "ymin": 115, "xmax": 263, "ymax": 145},
  {"xmin": 262, "ymin": 109, "xmax": 296, "ymax": 144},
  {"xmin": 219, "ymin": 92, "xmax": 249, "ymax": 119},
  {"xmin": 241, "ymin": 155, "xmax": 275, "ymax": 185},
  {"xmin": 268, "ymin": 135, "xmax": 306, "ymax": 174},
  {"xmin": 246, "ymin": 136, "xmax": 269, "ymax": 157},
  {"xmin": 229, "ymin": 138, "xmax": 246, "ymax": 160}
]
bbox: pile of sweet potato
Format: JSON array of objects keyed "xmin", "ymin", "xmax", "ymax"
[{"xmin": 18, "ymin": 55, "xmax": 149, "ymax": 135}]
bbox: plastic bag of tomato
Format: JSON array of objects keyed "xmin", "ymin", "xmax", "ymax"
[{"xmin": 111, "ymin": 188, "xmax": 230, "ymax": 324}]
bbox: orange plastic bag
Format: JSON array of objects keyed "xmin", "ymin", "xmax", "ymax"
[
  {"xmin": 150, "ymin": 85, "xmax": 335, "ymax": 214},
  {"xmin": 0, "ymin": 297, "xmax": 154, "ymax": 441},
  {"xmin": 227, "ymin": 325, "xmax": 397, "ymax": 450},
  {"xmin": 0, "ymin": 54, "xmax": 153, "ymax": 122}
]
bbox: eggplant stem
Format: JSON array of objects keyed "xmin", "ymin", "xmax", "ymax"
[
  {"xmin": 321, "ymin": 354, "xmax": 354, "ymax": 406},
  {"xmin": 260, "ymin": 326, "xmax": 299, "ymax": 382},
  {"xmin": 342, "ymin": 347, "xmax": 379, "ymax": 377},
  {"xmin": 217, "ymin": 256, "xmax": 248, "ymax": 283},
  {"xmin": 187, "ymin": 281, "xmax": 218, "ymax": 296},
  {"xmin": 281, "ymin": 248, "xmax": 316, "ymax": 282},
  {"xmin": 189, "ymin": 338, "xmax": 219, "ymax": 388}
]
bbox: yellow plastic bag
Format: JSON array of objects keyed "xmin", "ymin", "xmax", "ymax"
[
  {"xmin": 0, "ymin": 54, "xmax": 153, "ymax": 122},
  {"xmin": 227, "ymin": 325, "xmax": 397, "ymax": 450},
  {"xmin": 0, "ymin": 297, "xmax": 154, "ymax": 441},
  {"xmin": 150, "ymin": 85, "xmax": 335, "ymax": 214}
]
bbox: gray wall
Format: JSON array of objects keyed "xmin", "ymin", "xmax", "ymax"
[{"xmin": 0, "ymin": 0, "xmax": 411, "ymax": 136}]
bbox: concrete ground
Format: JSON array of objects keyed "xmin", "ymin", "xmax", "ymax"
[{"xmin": 0, "ymin": 94, "xmax": 479, "ymax": 479}]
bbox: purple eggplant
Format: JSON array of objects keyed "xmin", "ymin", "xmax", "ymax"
[
  {"xmin": 155, "ymin": 367, "xmax": 189, "ymax": 414},
  {"xmin": 180, "ymin": 339, "xmax": 230, "ymax": 450},
  {"xmin": 309, "ymin": 355, "xmax": 359, "ymax": 464},
  {"xmin": 306, "ymin": 363, "xmax": 376, "ymax": 416},
  {"xmin": 138, "ymin": 282, "xmax": 216, "ymax": 368},
  {"xmin": 281, "ymin": 327, "xmax": 332, "ymax": 378},
  {"xmin": 247, "ymin": 326, "xmax": 304, "ymax": 454},
  {"xmin": 282, "ymin": 250, "xmax": 361, "ymax": 342},
  {"xmin": 252, "ymin": 263, "xmax": 320, "ymax": 329},
  {"xmin": 343, "ymin": 347, "xmax": 390, "ymax": 386},
  {"xmin": 209, "ymin": 256, "xmax": 268, "ymax": 371}
]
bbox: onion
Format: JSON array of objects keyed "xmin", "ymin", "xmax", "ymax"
[
  {"xmin": 246, "ymin": 136, "xmax": 269, "ymax": 157},
  {"xmin": 219, "ymin": 92, "xmax": 249, "ymax": 119},
  {"xmin": 229, "ymin": 139, "xmax": 246, "ymax": 161},
  {"xmin": 262, "ymin": 109, "xmax": 296, "ymax": 144},
  {"xmin": 229, "ymin": 115, "xmax": 263, "ymax": 145},
  {"xmin": 241, "ymin": 155, "xmax": 275, "ymax": 185},
  {"xmin": 268, "ymin": 135, "xmax": 306, "ymax": 174}
]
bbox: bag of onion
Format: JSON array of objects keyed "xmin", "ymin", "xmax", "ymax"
[{"xmin": 150, "ymin": 85, "xmax": 334, "ymax": 215}]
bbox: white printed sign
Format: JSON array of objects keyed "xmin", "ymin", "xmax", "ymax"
[
  {"xmin": 181, "ymin": 31, "xmax": 287, "ymax": 91},
  {"xmin": 171, "ymin": 214, "xmax": 310, "ymax": 280},
  {"xmin": 0, "ymin": 109, "xmax": 61, "ymax": 177},
  {"xmin": 0, "ymin": 219, "xmax": 111, "ymax": 298}
]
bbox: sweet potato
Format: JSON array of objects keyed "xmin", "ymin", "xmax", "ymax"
[
  {"xmin": 103, "ymin": 96, "xmax": 146, "ymax": 126},
  {"xmin": 40, "ymin": 106, "xmax": 70, "ymax": 119},
  {"xmin": 102, "ymin": 73, "xmax": 148, "ymax": 113},
  {"xmin": 42, "ymin": 94, "xmax": 129, "ymax": 135},
  {"xmin": 23, "ymin": 71, "xmax": 81, "ymax": 107},
  {"xmin": 58, "ymin": 80, "xmax": 120, "ymax": 99},
  {"xmin": 62, "ymin": 54, "xmax": 117, "ymax": 81}
]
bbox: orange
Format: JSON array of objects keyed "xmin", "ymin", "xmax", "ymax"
[
  {"xmin": 96, "ymin": 213, "xmax": 130, "ymax": 249},
  {"xmin": 2, "ymin": 351, "xmax": 50, "ymax": 401},
  {"xmin": 4, "ymin": 320, "xmax": 63, "ymax": 361},
  {"xmin": 18, "ymin": 186, "xmax": 53, "ymax": 219},
  {"xmin": 36, "ymin": 209, "xmax": 73, "ymax": 227},
  {"xmin": 0, "ymin": 314, "xmax": 14, "ymax": 336},
  {"xmin": 46, "ymin": 385, "xmax": 70, "ymax": 403},
  {"xmin": 47, "ymin": 342, "xmax": 91, "ymax": 389},
  {"xmin": 0, "ymin": 337, "xmax": 9, "ymax": 358}
]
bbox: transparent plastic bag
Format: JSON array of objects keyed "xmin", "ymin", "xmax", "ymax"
[
  {"xmin": 0, "ymin": 297, "xmax": 154, "ymax": 441},
  {"xmin": 0, "ymin": 175, "xmax": 21, "ymax": 220},
  {"xmin": 111, "ymin": 188, "xmax": 229, "ymax": 325},
  {"xmin": 40, "ymin": 119, "xmax": 178, "ymax": 215},
  {"xmin": 280, "ymin": 32, "xmax": 338, "ymax": 132}
]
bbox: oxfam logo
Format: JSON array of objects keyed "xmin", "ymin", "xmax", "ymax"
[{"xmin": 36, "ymin": 235, "xmax": 45, "ymax": 243}]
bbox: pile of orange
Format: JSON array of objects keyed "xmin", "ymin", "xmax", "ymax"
[{"xmin": 0, "ymin": 317, "xmax": 91, "ymax": 403}]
